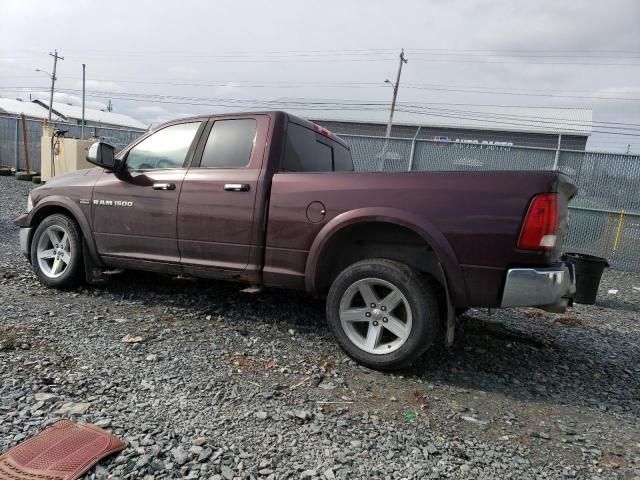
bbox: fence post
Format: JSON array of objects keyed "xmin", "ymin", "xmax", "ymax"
[
  {"xmin": 20, "ymin": 114, "xmax": 31, "ymax": 173},
  {"xmin": 407, "ymin": 126, "xmax": 421, "ymax": 171},
  {"xmin": 613, "ymin": 210, "xmax": 626, "ymax": 252},
  {"xmin": 552, "ymin": 133, "xmax": 562, "ymax": 170},
  {"xmin": 14, "ymin": 117, "xmax": 20, "ymax": 170}
]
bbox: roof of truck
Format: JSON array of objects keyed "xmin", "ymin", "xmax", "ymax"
[{"xmin": 151, "ymin": 111, "xmax": 349, "ymax": 147}]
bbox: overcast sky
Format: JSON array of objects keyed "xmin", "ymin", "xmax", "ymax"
[{"xmin": 1, "ymin": 0, "xmax": 639, "ymax": 151}]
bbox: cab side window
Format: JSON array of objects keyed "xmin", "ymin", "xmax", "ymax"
[
  {"xmin": 282, "ymin": 123, "xmax": 332, "ymax": 172},
  {"xmin": 281, "ymin": 122, "xmax": 354, "ymax": 172},
  {"xmin": 126, "ymin": 122, "xmax": 201, "ymax": 171},
  {"xmin": 200, "ymin": 119, "xmax": 257, "ymax": 168}
]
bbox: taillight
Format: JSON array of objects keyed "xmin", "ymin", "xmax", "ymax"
[{"xmin": 517, "ymin": 193, "xmax": 559, "ymax": 251}]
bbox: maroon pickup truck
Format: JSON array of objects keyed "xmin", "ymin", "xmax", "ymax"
[{"xmin": 15, "ymin": 111, "xmax": 577, "ymax": 370}]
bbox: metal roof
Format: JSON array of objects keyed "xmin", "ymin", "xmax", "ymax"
[
  {"xmin": 0, "ymin": 98, "xmax": 62, "ymax": 120},
  {"xmin": 32, "ymin": 100, "xmax": 147, "ymax": 130},
  {"xmin": 290, "ymin": 104, "xmax": 593, "ymax": 136}
]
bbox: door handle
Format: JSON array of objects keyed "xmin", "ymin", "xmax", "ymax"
[
  {"xmin": 153, "ymin": 183, "xmax": 176, "ymax": 191},
  {"xmin": 224, "ymin": 183, "xmax": 250, "ymax": 192}
]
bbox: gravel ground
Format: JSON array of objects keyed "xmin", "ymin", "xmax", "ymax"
[{"xmin": 1, "ymin": 175, "xmax": 639, "ymax": 480}]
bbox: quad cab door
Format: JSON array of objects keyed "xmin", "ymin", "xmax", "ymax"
[
  {"xmin": 92, "ymin": 121, "xmax": 205, "ymax": 265},
  {"xmin": 178, "ymin": 114, "xmax": 270, "ymax": 274}
]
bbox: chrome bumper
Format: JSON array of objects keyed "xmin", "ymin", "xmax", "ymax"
[
  {"xmin": 501, "ymin": 263, "xmax": 576, "ymax": 313},
  {"xmin": 19, "ymin": 227, "xmax": 33, "ymax": 260}
]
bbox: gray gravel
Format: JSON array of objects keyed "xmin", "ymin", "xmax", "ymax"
[{"xmin": 1, "ymin": 175, "xmax": 639, "ymax": 479}]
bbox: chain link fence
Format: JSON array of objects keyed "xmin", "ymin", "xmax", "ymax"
[
  {"xmin": 339, "ymin": 133, "xmax": 640, "ymax": 272},
  {"xmin": 0, "ymin": 114, "xmax": 146, "ymax": 172}
]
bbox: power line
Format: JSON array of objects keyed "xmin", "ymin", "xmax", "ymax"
[
  {"xmin": 3, "ymin": 52, "xmax": 640, "ymax": 66},
  {"xmin": 393, "ymin": 105, "xmax": 640, "ymax": 132},
  {"xmin": 35, "ymin": 87, "xmax": 639, "ymax": 130},
  {"xmin": 404, "ymin": 81, "xmax": 640, "ymax": 94},
  {"xmin": 3, "ymin": 76, "xmax": 639, "ymax": 102},
  {"xmin": 4, "ymin": 74, "xmax": 640, "ymax": 96},
  {"xmin": 3, "ymin": 84, "xmax": 639, "ymax": 133},
  {"xmin": 402, "ymin": 84, "xmax": 640, "ymax": 101},
  {"xmin": 8, "ymin": 46, "xmax": 640, "ymax": 57},
  {"xmin": 49, "ymin": 91, "xmax": 640, "ymax": 136}
]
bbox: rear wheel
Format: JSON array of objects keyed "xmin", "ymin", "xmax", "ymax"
[
  {"xmin": 326, "ymin": 259, "xmax": 440, "ymax": 370},
  {"xmin": 30, "ymin": 214, "xmax": 84, "ymax": 289}
]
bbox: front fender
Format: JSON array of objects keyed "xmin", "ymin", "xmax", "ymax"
[
  {"xmin": 304, "ymin": 207, "xmax": 468, "ymax": 306},
  {"xmin": 15, "ymin": 196, "xmax": 102, "ymax": 266}
]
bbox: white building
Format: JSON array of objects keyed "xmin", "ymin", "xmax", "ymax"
[
  {"xmin": 0, "ymin": 97, "xmax": 63, "ymax": 120},
  {"xmin": 32, "ymin": 99, "xmax": 146, "ymax": 130}
]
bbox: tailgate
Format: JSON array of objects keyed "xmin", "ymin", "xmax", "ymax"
[{"xmin": 549, "ymin": 172, "xmax": 578, "ymax": 260}]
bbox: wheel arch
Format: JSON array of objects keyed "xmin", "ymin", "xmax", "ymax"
[
  {"xmin": 27, "ymin": 197, "xmax": 102, "ymax": 266},
  {"xmin": 305, "ymin": 207, "xmax": 468, "ymax": 307}
]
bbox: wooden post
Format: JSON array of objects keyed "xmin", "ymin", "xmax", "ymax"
[
  {"xmin": 20, "ymin": 114, "xmax": 31, "ymax": 173},
  {"xmin": 14, "ymin": 117, "xmax": 19, "ymax": 169},
  {"xmin": 613, "ymin": 210, "xmax": 626, "ymax": 252}
]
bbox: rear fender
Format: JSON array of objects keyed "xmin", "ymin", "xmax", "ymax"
[{"xmin": 304, "ymin": 207, "xmax": 468, "ymax": 307}]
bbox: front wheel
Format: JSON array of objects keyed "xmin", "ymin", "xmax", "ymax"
[
  {"xmin": 326, "ymin": 259, "xmax": 440, "ymax": 371},
  {"xmin": 30, "ymin": 214, "xmax": 84, "ymax": 289}
]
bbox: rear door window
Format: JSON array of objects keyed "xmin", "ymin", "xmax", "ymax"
[
  {"xmin": 281, "ymin": 122, "xmax": 353, "ymax": 172},
  {"xmin": 282, "ymin": 123, "xmax": 332, "ymax": 172},
  {"xmin": 200, "ymin": 119, "xmax": 257, "ymax": 168}
]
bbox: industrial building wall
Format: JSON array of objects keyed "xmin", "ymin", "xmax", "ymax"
[
  {"xmin": 0, "ymin": 114, "xmax": 146, "ymax": 172},
  {"xmin": 314, "ymin": 120, "xmax": 588, "ymax": 150}
]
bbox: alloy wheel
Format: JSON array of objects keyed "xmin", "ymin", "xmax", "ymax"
[
  {"xmin": 339, "ymin": 277, "xmax": 413, "ymax": 355},
  {"xmin": 36, "ymin": 225, "xmax": 72, "ymax": 279}
]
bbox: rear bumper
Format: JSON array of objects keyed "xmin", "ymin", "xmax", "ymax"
[{"xmin": 500, "ymin": 263, "xmax": 576, "ymax": 313}]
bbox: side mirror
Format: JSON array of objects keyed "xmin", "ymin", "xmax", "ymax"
[{"xmin": 87, "ymin": 142, "xmax": 119, "ymax": 170}]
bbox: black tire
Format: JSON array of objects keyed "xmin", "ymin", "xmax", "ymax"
[
  {"xmin": 0, "ymin": 167, "xmax": 11, "ymax": 176},
  {"xmin": 30, "ymin": 214, "xmax": 85, "ymax": 289},
  {"xmin": 32, "ymin": 176, "xmax": 42, "ymax": 184},
  {"xmin": 326, "ymin": 258, "xmax": 440, "ymax": 371}
]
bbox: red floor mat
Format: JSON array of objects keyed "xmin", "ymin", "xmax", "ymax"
[{"xmin": 0, "ymin": 420, "xmax": 126, "ymax": 480}]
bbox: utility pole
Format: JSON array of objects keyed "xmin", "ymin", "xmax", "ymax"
[
  {"xmin": 385, "ymin": 49, "xmax": 408, "ymax": 139},
  {"xmin": 82, "ymin": 63, "xmax": 86, "ymax": 140},
  {"xmin": 47, "ymin": 50, "xmax": 64, "ymax": 121},
  {"xmin": 379, "ymin": 49, "xmax": 408, "ymax": 170}
]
